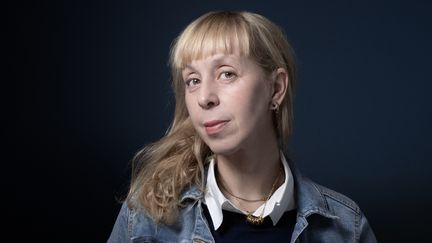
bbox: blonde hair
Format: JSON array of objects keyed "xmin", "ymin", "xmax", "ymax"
[{"xmin": 126, "ymin": 11, "xmax": 297, "ymax": 225}]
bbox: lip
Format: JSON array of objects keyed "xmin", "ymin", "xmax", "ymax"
[{"xmin": 203, "ymin": 120, "xmax": 229, "ymax": 135}]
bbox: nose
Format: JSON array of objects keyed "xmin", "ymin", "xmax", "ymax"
[{"xmin": 198, "ymin": 80, "xmax": 219, "ymax": 109}]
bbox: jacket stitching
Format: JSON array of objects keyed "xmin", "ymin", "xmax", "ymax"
[
  {"xmin": 354, "ymin": 209, "xmax": 360, "ymax": 242},
  {"xmin": 321, "ymin": 191, "xmax": 360, "ymax": 214},
  {"xmin": 310, "ymin": 182, "xmax": 332, "ymax": 211}
]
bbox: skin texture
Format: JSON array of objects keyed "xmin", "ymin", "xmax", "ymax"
[{"xmin": 183, "ymin": 53, "xmax": 289, "ymax": 212}]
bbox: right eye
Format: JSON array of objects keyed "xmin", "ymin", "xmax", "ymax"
[{"xmin": 185, "ymin": 78, "xmax": 200, "ymax": 87}]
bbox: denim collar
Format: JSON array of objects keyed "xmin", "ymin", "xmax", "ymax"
[
  {"xmin": 287, "ymin": 158, "xmax": 338, "ymax": 220},
  {"xmin": 179, "ymin": 153, "xmax": 338, "ymax": 220},
  {"xmin": 180, "ymin": 183, "xmax": 203, "ymax": 202}
]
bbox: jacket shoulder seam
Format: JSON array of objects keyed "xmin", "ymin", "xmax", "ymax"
[{"xmin": 314, "ymin": 183, "xmax": 361, "ymax": 215}]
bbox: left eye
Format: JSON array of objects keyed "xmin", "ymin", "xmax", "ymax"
[{"xmin": 219, "ymin": 72, "xmax": 236, "ymax": 80}]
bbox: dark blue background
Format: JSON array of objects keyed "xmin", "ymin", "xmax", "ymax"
[{"xmin": 11, "ymin": 0, "xmax": 431, "ymax": 242}]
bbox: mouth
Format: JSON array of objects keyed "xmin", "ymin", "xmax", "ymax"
[{"xmin": 203, "ymin": 120, "xmax": 229, "ymax": 135}]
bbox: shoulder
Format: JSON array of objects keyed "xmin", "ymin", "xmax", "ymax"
[
  {"xmin": 128, "ymin": 201, "xmax": 159, "ymax": 237},
  {"xmin": 287, "ymin": 157, "xmax": 362, "ymax": 217},
  {"xmin": 309, "ymin": 179, "xmax": 362, "ymax": 215},
  {"xmin": 110, "ymin": 192, "xmax": 203, "ymax": 242},
  {"xmin": 295, "ymin": 177, "xmax": 377, "ymax": 242},
  {"xmin": 295, "ymin": 173, "xmax": 365, "ymax": 220},
  {"xmin": 108, "ymin": 201, "xmax": 159, "ymax": 242}
]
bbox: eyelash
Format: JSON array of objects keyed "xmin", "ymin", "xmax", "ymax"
[
  {"xmin": 219, "ymin": 71, "xmax": 236, "ymax": 80},
  {"xmin": 185, "ymin": 78, "xmax": 200, "ymax": 87},
  {"xmin": 184, "ymin": 71, "xmax": 237, "ymax": 88}
]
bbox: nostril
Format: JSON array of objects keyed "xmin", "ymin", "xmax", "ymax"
[{"xmin": 198, "ymin": 92, "xmax": 219, "ymax": 109}]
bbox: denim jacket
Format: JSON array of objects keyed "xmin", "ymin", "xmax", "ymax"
[{"xmin": 108, "ymin": 159, "xmax": 377, "ymax": 242}]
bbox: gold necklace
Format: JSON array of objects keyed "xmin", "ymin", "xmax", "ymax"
[
  {"xmin": 220, "ymin": 186, "xmax": 266, "ymax": 202},
  {"xmin": 217, "ymin": 168, "xmax": 282, "ymax": 225}
]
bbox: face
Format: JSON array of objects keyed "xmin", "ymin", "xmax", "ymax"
[{"xmin": 183, "ymin": 53, "xmax": 275, "ymax": 155}]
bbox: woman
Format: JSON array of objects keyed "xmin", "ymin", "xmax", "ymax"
[{"xmin": 108, "ymin": 11, "xmax": 377, "ymax": 242}]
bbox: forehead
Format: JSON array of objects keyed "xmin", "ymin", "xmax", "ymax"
[{"xmin": 183, "ymin": 53, "xmax": 243, "ymax": 71}]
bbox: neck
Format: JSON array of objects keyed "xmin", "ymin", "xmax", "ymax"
[{"xmin": 215, "ymin": 138, "xmax": 283, "ymax": 211}]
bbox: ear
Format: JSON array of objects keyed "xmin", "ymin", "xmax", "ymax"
[{"xmin": 270, "ymin": 67, "xmax": 289, "ymax": 107}]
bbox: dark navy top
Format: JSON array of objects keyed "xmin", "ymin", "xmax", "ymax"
[{"xmin": 202, "ymin": 203, "xmax": 297, "ymax": 242}]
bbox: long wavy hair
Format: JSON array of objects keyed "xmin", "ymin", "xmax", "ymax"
[{"xmin": 126, "ymin": 11, "xmax": 297, "ymax": 225}]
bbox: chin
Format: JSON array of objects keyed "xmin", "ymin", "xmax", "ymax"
[
  {"xmin": 204, "ymin": 138, "xmax": 241, "ymax": 156},
  {"xmin": 197, "ymin": 126, "xmax": 246, "ymax": 156}
]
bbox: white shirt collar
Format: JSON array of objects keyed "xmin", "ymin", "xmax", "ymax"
[{"xmin": 204, "ymin": 151, "xmax": 296, "ymax": 230}]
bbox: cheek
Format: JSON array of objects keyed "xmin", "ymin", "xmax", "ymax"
[
  {"xmin": 185, "ymin": 95, "xmax": 202, "ymax": 130},
  {"xmin": 235, "ymin": 81, "xmax": 270, "ymax": 117},
  {"xmin": 185, "ymin": 95, "xmax": 195, "ymax": 116}
]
